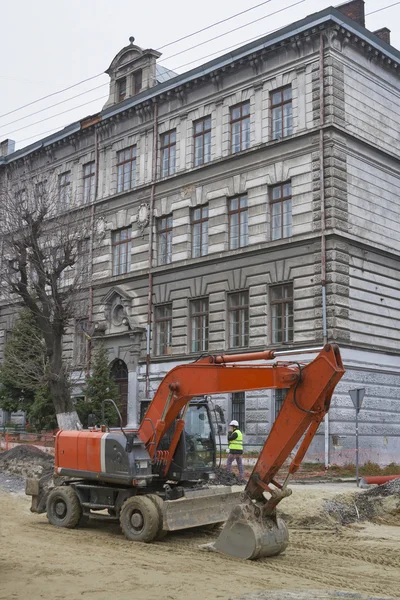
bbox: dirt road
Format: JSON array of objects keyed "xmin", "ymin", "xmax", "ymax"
[{"xmin": 0, "ymin": 486, "xmax": 399, "ymax": 600}]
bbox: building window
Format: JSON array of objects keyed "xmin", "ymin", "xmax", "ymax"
[
  {"xmin": 77, "ymin": 239, "xmax": 90, "ymax": 280},
  {"xmin": 231, "ymin": 392, "xmax": 245, "ymax": 433},
  {"xmin": 75, "ymin": 319, "xmax": 89, "ymax": 365},
  {"xmin": 117, "ymin": 146, "xmax": 137, "ymax": 193},
  {"xmin": 274, "ymin": 388, "xmax": 288, "ymax": 419},
  {"xmin": 155, "ymin": 304, "xmax": 172, "ymax": 356},
  {"xmin": 228, "ymin": 195, "xmax": 248, "ymax": 250},
  {"xmin": 191, "ymin": 205, "xmax": 208, "ymax": 258},
  {"xmin": 133, "ymin": 70, "xmax": 142, "ymax": 94},
  {"xmin": 271, "ymin": 283, "xmax": 293, "ymax": 343},
  {"xmin": 271, "ymin": 86, "xmax": 292, "ymax": 139},
  {"xmin": 157, "ymin": 215, "xmax": 173, "ymax": 266},
  {"xmin": 161, "ymin": 130, "xmax": 176, "ymax": 177},
  {"xmin": 194, "ymin": 116, "xmax": 211, "ymax": 166},
  {"xmin": 59, "ymin": 171, "xmax": 71, "ymax": 207},
  {"xmin": 230, "ymin": 102, "xmax": 250, "ymax": 153},
  {"xmin": 117, "ymin": 77, "xmax": 127, "ymax": 102},
  {"xmin": 83, "ymin": 162, "xmax": 95, "ymax": 204},
  {"xmin": 35, "ymin": 181, "xmax": 46, "ymax": 200},
  {"xmin": 140, "ymin": 400, "xmax": 151, "ymax": 423},
  {"xmin": 228, "ymin": 291, "xmax": 249, "ymax": 348},
  {"xmin": 112, "ymin": 228, "xmax": 132, "ymax": 276},
  {"xmin": 270, "ymin": 182, "xmax": 292, "ymax": 240},
  {"xmin": 190, "ymin": 298, "xmax": 209, "ymax": 353}
]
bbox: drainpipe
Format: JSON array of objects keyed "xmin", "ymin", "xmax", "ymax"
[
  {"xmin": 319, "ymin": 32, "xmax": 327, "ymax": 345},
  {"xmin": 145, "ymin": 100, "xmax": 158, "ymax": 398},
  {"xmin": 319, "ymin": 32, "xmax": 329, "ymax": 469},
  {"xmin": 86, "ymin": 125, "xmax": 100, "ymax": 373}
]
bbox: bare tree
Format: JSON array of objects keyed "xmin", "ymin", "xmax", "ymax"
[{"xmin": 0, "ymin": 177, "xmax": 92, "ymax": 429}]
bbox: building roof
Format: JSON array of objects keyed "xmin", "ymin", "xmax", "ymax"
[{"xmin": 2, "ymin": 4, "xmax": 399, "ymax": 165}]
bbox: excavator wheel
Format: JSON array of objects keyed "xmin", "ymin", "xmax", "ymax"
[
  {"xmin": 120, "ymin": 496, "xmax": 160, "ymax": 543},
  {"xmin": 46, "ymin": 485, "xmax": 82, "ymax": 529},
  {"xmin": 147, "ymin": 494, "xmax": 168, "ymax": 540}
]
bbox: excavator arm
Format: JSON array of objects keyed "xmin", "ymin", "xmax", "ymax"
[{"xmin": 139, "ymin": 344, "xmax": 344, "ymax": 493}]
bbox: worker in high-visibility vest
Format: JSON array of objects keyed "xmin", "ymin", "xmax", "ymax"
[{"xmin": 226, "ymin": 419, "xmax": 244, "ymax": 479}]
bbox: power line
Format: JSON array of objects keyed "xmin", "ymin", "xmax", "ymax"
[
  {"xmin": 0, "ymin": 72, "xmax": 105, "ymax": 120},
  {"xmin": 0, "ymin": 0, "xmax": 308, "ymax": 134},
  {"xmin": 2, "ymin": 0, "xmax": 398, "ymax": 127},
  {"xmin": 10, "ymin": 0, "xmax": 400, "ymax": 145},
  {"xmin": 366, "ymin": 1, "xmax": 400, "ymax": 16},
  {"xmin": 161, "ymin": 0, "xmax": 306, "ymax": 62},
  {"xmin": 156, "ymin": 0, "xmax": 274, "ymax": 50},
  {"xmin": 2, "ymin": 95, "xmax": 107, "ymax": 138},
  {"xmin": 0, "ymin": 83, "xmax": 107, "ymax": 130}
]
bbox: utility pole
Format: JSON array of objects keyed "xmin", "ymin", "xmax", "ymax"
[{"xmin": 349, "ymin": 388, "xmax": 366, "ymax": 487}]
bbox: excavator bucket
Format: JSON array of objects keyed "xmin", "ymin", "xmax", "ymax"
[{"xmin": 203, "ymin": 496, "xmax": 289, "ymax": 560}]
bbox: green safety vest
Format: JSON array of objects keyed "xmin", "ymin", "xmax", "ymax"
[{"xmin": 229, "ymin": 429, "xmax": 243, "ymax": 451}]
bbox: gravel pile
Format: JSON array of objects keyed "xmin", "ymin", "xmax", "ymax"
[
  {"xmin": 325, "ymin": 479, "xmax": 400, "ymax": 526},
  {"xmin": 0, "ymin": 445, "xmax": 53, "ymax": 478},
  {"xmin": 208, "ymin": 467, "xmax": 247, "ymax": 486}
]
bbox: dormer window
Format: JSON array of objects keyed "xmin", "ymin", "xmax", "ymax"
[
  {"xmin": 117, "ymin": 77, "xmax": 127, "ymax": 102},
  {"xmin": 133, "ymin": 70, "xmax": 142, "ymax": 94}
]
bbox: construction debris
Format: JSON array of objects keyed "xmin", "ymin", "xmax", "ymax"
[
  {"xmin": 0, "ymin": 445, "xmax": 53, "ymax": 478},
  {"xmin": 208, "ymin": 467, "xmax": 247, "ymax": 486},
  {"xmin": 325, "ymin": 479, "xmax": 400, "ymax": 526}
]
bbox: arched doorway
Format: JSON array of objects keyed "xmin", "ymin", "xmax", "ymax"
[{"xmin": 110, "ymin": 359, "xmax": 128, "ymax": 426}]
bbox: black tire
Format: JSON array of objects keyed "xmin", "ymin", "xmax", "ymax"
[
  {"xmin": 147, "ymin": 494, "xmax": 168, "ymax": 540},
  {"xmin": 120, "ymin": 496, "xmax": 160, "ymax": 542},
  {"xmin": 46, "ymin": 486, "xmax": 82, "ymax": 529}
]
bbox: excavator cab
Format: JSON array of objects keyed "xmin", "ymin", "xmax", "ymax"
[{"xmin": 157, "ymin": 399, "xmax": 217, "ymax": 482}]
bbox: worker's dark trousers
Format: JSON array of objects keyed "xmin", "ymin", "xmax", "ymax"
[{"xmin": 226, "ymin": 453, "xmax": 244, "ymax": 478}]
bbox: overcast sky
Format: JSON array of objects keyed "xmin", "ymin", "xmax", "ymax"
[{"xmin": 1, "ymin": 0, "xmax": 399, "ymax": 150}]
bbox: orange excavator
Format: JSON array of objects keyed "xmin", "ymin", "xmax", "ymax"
[{"xmin": 26, "ymin": 344, "xmax": 344, "ymax": 560}]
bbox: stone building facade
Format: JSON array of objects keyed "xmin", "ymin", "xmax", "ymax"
[{"xmin": 0, "ymin": 1, "xmax": 399, "ymax": 464}]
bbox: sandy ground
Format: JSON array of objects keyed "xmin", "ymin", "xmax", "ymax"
[{"xmin": 0, "ymin": 483, "xmax": 399, "ymax": 600}]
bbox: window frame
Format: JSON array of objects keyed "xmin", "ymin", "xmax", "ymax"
[
  {"xmin": 117, "ymin": 77, "xmax": 127, "ymax": 102},
  {"xmin": 83, "ymin": 161, "xmax": 95, "ymax": 204},
  {"xmin": 231, "ymin": 392, "xmax": 246, "ymax": 433},
  {"xmin": 112, "ymin": 227, "xmax": 132, "ymax": 276},
  {"xmin": 271, "ymin": 85, "xmax": 293, "ymax": 139},
  {"xmin": 189, "ymin": 297, "xmax": 209, "ymax": 353},
  {"xmin": 133, "ymin": 70, "xmax": 142, "ymax": 95},
  {"xmin": 228, "ymin": 290, "xmax": 249, "ymax": 349},
  {"xmin": 270, "ymin": 182, "xmax": 292, "ymax": 241},
  {"xmin": 193, "ymin": 116, "xmax": 212, "ymax": 166},
  {"xmin": 117, "ymin": 146, "xmax": 137, "ymax": 193},
  {"xmin": 191, "ymin": 204, "xmax": 209, "ymax": 258},
  {"xmin": 274, "ymin": 388, "xmax": 289, "ymax": 420},
  {"xmin": 228, "ymin": 195, "xmax": 248, "ymax": 250},
  {"xmin": 59, "ymin": 171, "xmax": 71, "ymax": 207},
  {"xmin": 160, "ymin": 130, "xmax": 177, "ymax": 177},
  {"xmin": 230, "ymin": 101, "xmax": 251, "ymax": 153},
  {"xmin": 157, "ymin": 215, "xmax": 173, "ymax": 266},
  {"xmin": 155, "ymin": 303, "xmax": 173, "ymax": 356},
  {"xmin": 270, "ymin": 282, "xmax": 294, "ymax": 344},
  {"xmin": 75, "ymin": 318, "xmax": 89, "ymax": 366}
]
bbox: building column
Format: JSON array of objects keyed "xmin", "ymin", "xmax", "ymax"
[{"xmin": 127, "ymin": 327, "xmax": 145, "ymax": 426}]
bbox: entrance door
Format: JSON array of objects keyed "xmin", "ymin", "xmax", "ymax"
[{"xmin": 110, "ymin": 359, "xmax": 128, "ymax": 426}]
